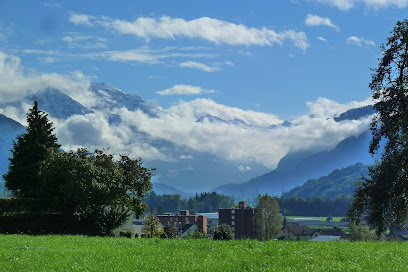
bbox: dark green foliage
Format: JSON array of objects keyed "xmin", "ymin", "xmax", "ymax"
[
  {"xmin": 1, "ymin": 102, "xmax": 154, "ymax": 236},
  {"xmin": 0, "ymin": 198, "xmax": 54, "ymax": 215},
  {"xmin": 254, "ymin": 194, "xmax": 282, "ymax": 240},
  {"xmin": 278, "ymin": 195, "xmax": 352, "ymax": 217},
  {"xmin": 283, "ymin": 163, "xmax": 369, "ymax": 199},
  {"xmin": 0, "ymin": 213, "xmax": 75, "ymax": 235},
  {"xmin": 4, "ymin": 101, "xmax": 60, "ymax": 197},
  {"xmin": 349, "ymin": 20, "xmax": 408, "ymax": 237},
  {"xmin": 213, "ymin": 224, "xmax": 233, "ymax": 240},
  {"xmin": 38, "ymin": 148, "xmax": 153, "ymax": 236},
  {"xmin": 119, "ymin": 230, "xmax": 133, "ymax": 238},
  {"xmin": 162, "ymin": 224, "xmax": 179, "ymax": 238}
]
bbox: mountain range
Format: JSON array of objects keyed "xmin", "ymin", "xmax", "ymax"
[{"xmin": 0, "ymin": 82, "xmax": 376, "ymax": 197}]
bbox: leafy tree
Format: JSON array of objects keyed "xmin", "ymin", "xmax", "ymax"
[
  {"xmin": 349, "ymin": 222, "xmax": 374, "ymax": 241},
  {"xmin": 143, "ymin": 214, "xmax": 160, "ymax": 238},
  {"xmin": 39, "ymin": 148, "xmax": 153, "ymax": 235},
  {"xmin": 4, "ymin": 101, "xmax": 60, "ymax": 197},
  {"xmin": 162, "ymin": 224, "xmax": 179, "ymax": 238},
  {"xmin": 254, "ymin": 194, "xmax": 282, "ymax": 241},
  {"xmin": 349, "ymin": 20, "xmax": 408, "ymax": 237},
  {"xmin": 213, "ymin": 224, "xmax": 233, "ymax": 240}
]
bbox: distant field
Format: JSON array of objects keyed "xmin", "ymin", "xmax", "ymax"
[
  {"xmin": 286, "ymin": 216, "xmax": 343, "ymax": 222},
  {"xmin": 1, "ymin": 235, "xmax": 408, "ymax": 271}
]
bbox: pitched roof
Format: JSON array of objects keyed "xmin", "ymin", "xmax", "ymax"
[
  {"xmin": 284, "ymin": 225, "xmax": 316, "ymax": 236},
  {"xmin": 318, "ymin": 228, "xmax": 348, "ymax": 239},
  {"xmin": 180, "ymin": 224, "xmax": 195, "ymax": 233}
]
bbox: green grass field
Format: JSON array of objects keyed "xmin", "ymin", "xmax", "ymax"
[
  {"xmin": 286, "ymin": 216, "xmax": 343, "ymax": 222},
  {"xmin": 1, "ymin": 235, "xmax": 407, "ymax": 271}
]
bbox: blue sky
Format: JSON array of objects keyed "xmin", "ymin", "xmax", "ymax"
[
  {"xmin": 0, "ymin": 1, "xmax": 407, "ymax": 177},
  {"xmin": 1, "ymin": 0, "xmax": 406, "ymax": 118}
]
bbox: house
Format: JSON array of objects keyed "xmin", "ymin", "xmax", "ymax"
[
  {"xmin": 114, "ymin": 213, "xmax": 136, "ymax": 236},
  {"xmin": 157, "ymin": 210, "xmax": 207, "ymax": 234},
  {"xmin": 281, "ymin": 225, "xmax": 320, "ymax": 240},
  {"xmin": 219, "ymin": 201, "xmax": 256, "ymax": 239},
  {"xmin": 317, "ymin": 227, "xmax": 348, "ymax": 240},
  {"xmin": 180, "ymin": 224, "xmax": 197, "ymax": 238}
]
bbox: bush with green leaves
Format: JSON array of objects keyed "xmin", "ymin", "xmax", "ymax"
[
  {"xmin": 213, "ymin": 224, "xmax": 233, "ymax": 240},
  {"xmin": 162, "ymin": 224, "xmax": 179, "ymax": 238},
  {"xmin": 39, "ymin": 148, "xmax": 153, "ymax": 236}
]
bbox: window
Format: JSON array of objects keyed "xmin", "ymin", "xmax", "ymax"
[
  {"xmin": 232, "ymin": 227, "xmax": 235, "ymax": 232},
  {"xmin": 231, "ymin": 215, "xmax": 235, "ymax": 220},
  {"xmin": 231, "ymin": 209, "xmax": 235, "ymax": 214},
  {"xmin": 232, "ymin": 221, "xmax": 235, "ymax": 226}
]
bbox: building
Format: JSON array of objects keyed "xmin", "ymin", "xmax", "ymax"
[
  {"xmin": 219, "ymin": 201, "xmax": 255, "ymax": 239},
  {"xmin": 318, "ymin": 227, "xmax": 348, "ymax": 240},
  {"xmin": 281, "ymin": 225, "xmax": 320, "ymax": 240},
  {"xmin": 197, "ymin": 212, "xmax": 219, "ymax": 227},
  {"xmin": 157, "ymin": 210, "xmax": 207, "ymax": 234}
]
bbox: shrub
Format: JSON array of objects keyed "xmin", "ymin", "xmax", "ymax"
[{"xmin": 213, "ymin": 224, "xmax": 233, "ymax": 240}]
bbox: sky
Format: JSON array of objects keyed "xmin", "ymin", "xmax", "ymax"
[
  {"xmin": 0, "ymin": 0, "xmax": 407, "ymax": 183},
  {"xmin": 2, "ymin": 0, "xmax": 407, "ymax": 117}
]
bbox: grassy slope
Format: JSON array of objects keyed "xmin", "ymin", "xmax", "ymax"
[{"xmin": 1, "ymin": 235, "xmax": 408, "ymax": 271}]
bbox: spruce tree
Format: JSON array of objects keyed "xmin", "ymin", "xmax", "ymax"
[{"xmin": 3, "ymin": 101, "xmax": 60, "ymax": 197}]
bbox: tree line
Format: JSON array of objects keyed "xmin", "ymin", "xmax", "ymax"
[{"xmin": 145, "ymin": 191, "xmax": 234, "ymax": 214}]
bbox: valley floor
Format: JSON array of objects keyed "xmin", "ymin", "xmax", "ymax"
[{"xmin": 0, "ymin": 235, "xmax": 407, "ymax": 271}]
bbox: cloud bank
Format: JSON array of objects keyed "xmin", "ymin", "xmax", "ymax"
[{"xmin": 0, "ymin": 50, "xmax": 373, "ymax": 169}]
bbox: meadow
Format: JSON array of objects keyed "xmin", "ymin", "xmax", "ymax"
[{"xmin": 0, "ymin": 235, "xmax": 407, "ymax": 271}]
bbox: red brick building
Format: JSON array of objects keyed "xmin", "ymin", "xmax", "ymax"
[
  {"xmin": 219, "ymin": 201, "xmax": 255, "ymax": 239},
  {"xmin": 157, "ymin": 210, "xmax": 207, "ymax": 234}
]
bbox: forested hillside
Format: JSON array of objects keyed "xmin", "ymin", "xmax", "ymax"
[{"xmin": 282, "ymin": 163, "xmax": 369, "ymax": 198}]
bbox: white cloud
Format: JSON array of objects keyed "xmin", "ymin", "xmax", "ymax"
[
  {"xmin": 317, "ymin": 36, "xmax": 328, "ymax": 42},
  {"xmin": 82, "ymin": 47, "xmax": 217, "ymax": 64},
  {"xmin": 180, "ymin": 155, "xmax": 194, "ymax": 160},
  {"xmin": 62, "ymin": 34, "xmax": 107, "ymax": 49},
  {"xmin": 312, "ymin": 0, "xmax": 408, "ymax": 10},
  {"xmin": 0, "ymin": 51, "xmax": 93, "ymax": 106},
  {"xmin": 98, "ymin": 16, "xmax": 309, "ymax": 50},
  {"xmin": 69, "ymin": 13, "xmax": 96, "ymax": 27},
  {"xmin": 114, "ymin": 97, "xmax": 371, "ymax": 168},
  {"xmin": 238, "ymin": 165, "xmax": 252, "ymax": 172},
  {"xmin": 179, "ymin": 61, "xmax": 220, "ymax": 72},
  {"xmin": 157, "ymin": 85, "xmax": 216, "ymax": 96},
  {"xmin": 56, "ymin": 112, "xmax": 170, "ymax": 161},
  {"xmin": 305, "ymin": 14, "xmax": 340, "ymax": 31},
  {"xmin": 346, "ymin": 36, "xmax": 375, "ymax": 47},
  {"xmin": 306, "ymin": 97, "xmax": 372, "ymax": 118}
]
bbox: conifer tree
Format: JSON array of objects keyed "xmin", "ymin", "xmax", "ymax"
[{"xmin": 4, "ymin": 101, "xmax": 60, "ymax": 197}]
